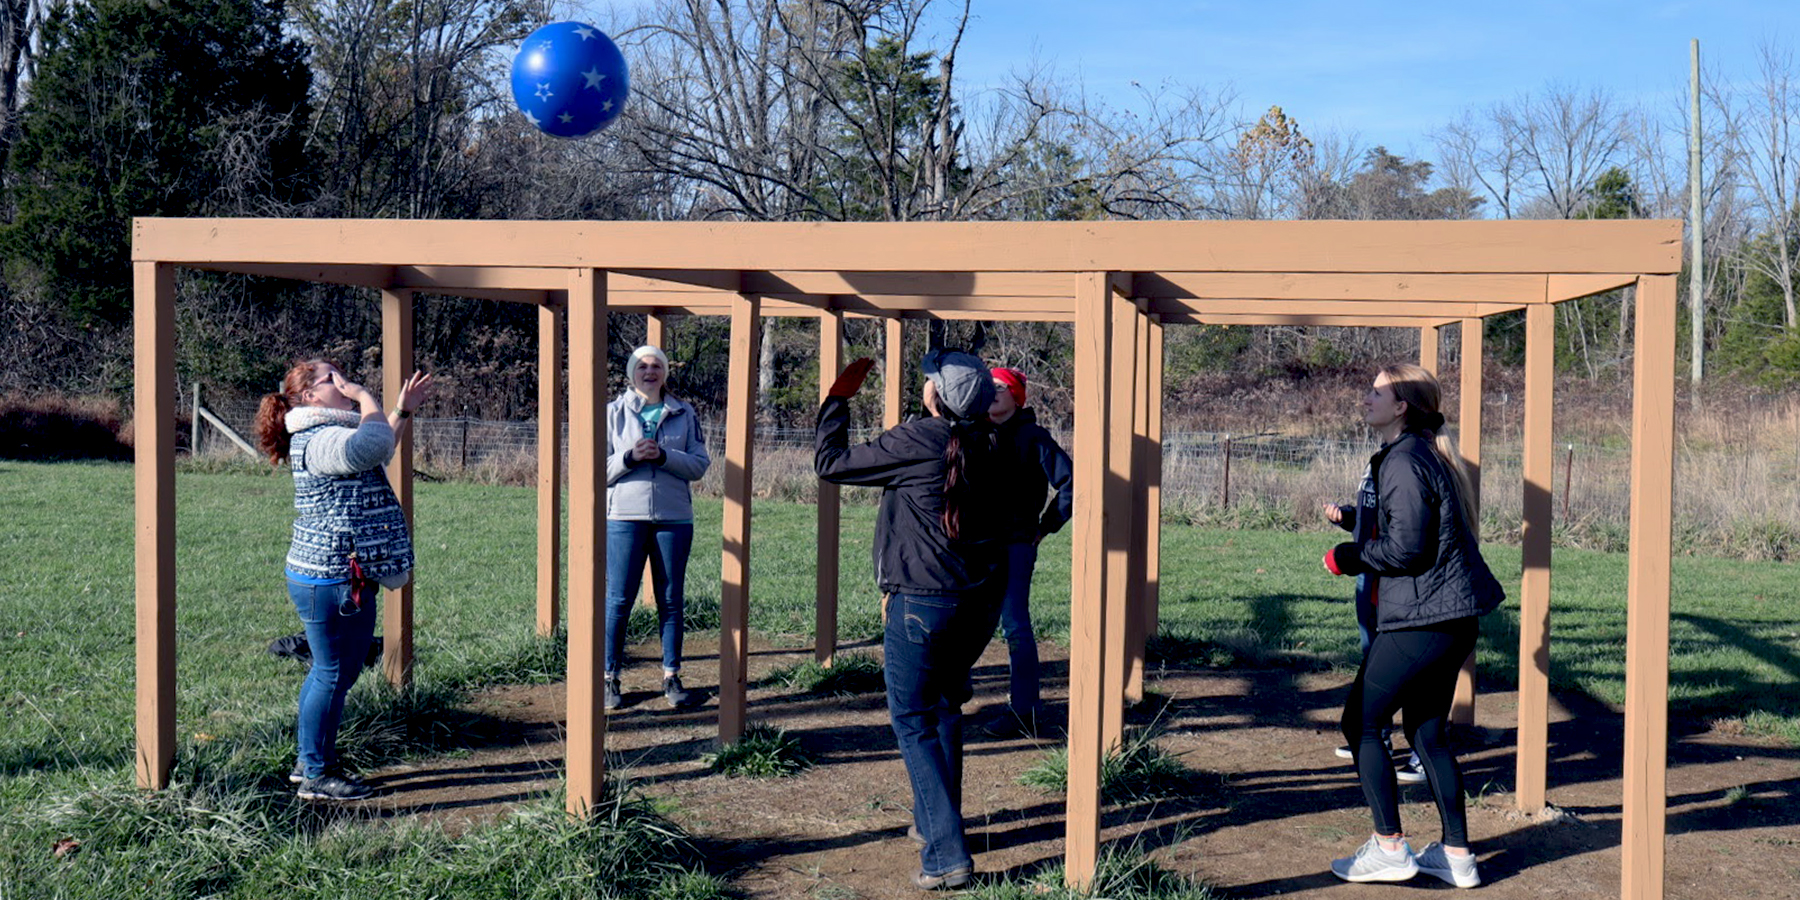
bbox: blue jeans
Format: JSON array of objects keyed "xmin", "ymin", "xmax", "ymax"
[
  {"xmin": 884, "ymin": 589, "xmax": 1002, "ymax": 877},
  {"xmin": 996, "ymin": 541, "xmax": 1043, "ymax": 716},
  {"xmin": 604, "ymin": 520, "xmax": 693, "ymax": 675},
  {"xmin": 290, "ymin": 579, "xmax": 378, "ymax": 780}
]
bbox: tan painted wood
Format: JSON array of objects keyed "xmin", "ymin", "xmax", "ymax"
[
  {"xmin": 537, "ymin": 300, "xmax": 564, "ymax": 638},
  {"xmin": 381, "ymin": 290, "xmax": 416, "ymax": 687},
  {"xmin": 1156, "ymin": 299, "xmax": 1524, "ymax": 319},
  {"xmin": 638, "ymin": 314, "xmax": 667, "ymax": 610},
  {"xmin": 744, "ymin": 270, "xmax": 1072, "ymax": 298},
  {"xmin": 1102, "ymin": 293, "xmax": 1138, "ymax": 749},
  {"xmin": 133, "ymin": 217, "xmax": 1683, "ymax": 275},
  {"xmin": 1517, "ymin": 301, "xmax": 1555, "ymax": 812},
  {"xmin": 1143, "ymin": 316, "xmax": 1164, "ymax": 666},
  {"xmin": 1167, "ymin": 314, "xmax": 1472, "ymax": 328},
  {"xmin": 1548, "ymin": 273, "xmax": 1639, "ymax": 302},
  {"xmin": 401, "ymin": 265, "xmax": 570, "ymax": 291},
  {"xmin": 816, "ymin": 312, "xmax": 844, "ymax": 666},
  {"xmin": 565, "ymin": 270, "xmax": 609, "ymax": 816},
  {"xmin": 180, "ymin": 260, "xmax": 395, "ymax": 287},
  {"xmin": 1139, "ymin": 272, "xmax": 1571, "ymax": 303},
  {"xmin": 1453, "ymin": 319, "xmax": 1485, "ymax": 726},
  {"xmin": 1063, "ymin": 272, "xmax": 1112, "ymax": 889},
  {"xmin": 133, "ymin": 261, "xmax": 177, "ymax": 790},
  {"xmin": 884, "ymin": 318, "xmax": 904, "ymax": 430},
  {"xmin": 1419, "ymin": 324, "xmax": 1440, "ymax": 375},
  {"xmin": 645, "ymin": 313, "xmax": 666, "ymax": 348},
  {"xmin": 1125, "ymin": 304, "xmax": 1152, "ymax": 704},
  {"xmin": 1621, "ymin": 275, "xmax": 1677, "ymax": 900},
  {"xmin": 719, "ymin": 293, "xmax": 762, "ymax": 742}
]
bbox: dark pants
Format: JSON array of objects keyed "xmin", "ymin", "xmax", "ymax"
[
  {"xmin": 996, "ymin": 541, "xmax": 1043, "ymax": 717},
  {"xmin": 604, "ymin": 520, "xmax": 694, "ymax": 675},
  {"xmin": 290, "ymin": 579, "xmax": 378, "ymax": 780},
  {"xmin": 884, "ymin": 588, "xmax": 1003, "ymax": 877},
  {"xmin": 1342, "ymin": 616, "xmax": 1479, "ymax": 846}
]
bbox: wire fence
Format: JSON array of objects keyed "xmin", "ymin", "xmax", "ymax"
[{"xmin": 192, "ymin": 386, "xmax": 1800, "ymax": 559}]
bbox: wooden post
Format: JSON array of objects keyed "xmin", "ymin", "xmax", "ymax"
[
  {"xmin": 1419, "ymin": 324, "xmax": 1440, "ymax": 375},
  {"xmin": 1103, "ymin": 290, "xmax": 1138, "ymax": 747},
  {"xmin": 537, "ymin": 298, "xmax": 564, "ymax": 637},
  {"xmin": 381, "ymin": 289, "xmax": 416, "ymax": 687},
  {"xmin": 884, "ymin": 317, "xmax": 904, "ymax": 429},
  {"xmin": 189, "ymin": 382, "xmax": 201, "ymax": 454},
  {"xmin": 1452, "ymin": 318, "xmax": 1484, "ymax": 725},
  {"xmin": 640, "ymin": 313, "xmax": 666, "ymax": 608},
  {"xmin": 1142, "ymin": 316, "xmax": 1164, "ymax": 662},
  {"xmin": 720, "ymin": 292, "xmax": 761, "ymax": 742},
  {"xmin": 134, "ymin": 261, "xmax": 177, "ymax": 790},
  {"xmin": 566, "ymin": 269, "xmax": 609, "ymax": 816},
  {"xmin": 1517, "ymin": 300, "xmax": 1555, "ymax": 812},
  {"xmin": 1621, "ymin": 275, "xmax": 1676, "ymax": 900},
  {"xmin": 1125, "ymin": 304, "xmax": 1152, "ymax": 704},
  {"xmin": 1064, "ymin": 271, "xmax": 1112, "ymax": 889},
  {"xmin": 815, "ymin": 310, "xmax": 844, "ymax": 666}
]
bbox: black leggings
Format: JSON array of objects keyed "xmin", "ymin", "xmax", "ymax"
[{"xmin": 1341, "ymin": 616, "xmax": 1479, "ymax": 847}]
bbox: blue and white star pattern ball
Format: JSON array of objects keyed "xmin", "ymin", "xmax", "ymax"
[{"xmin": 510, "ymin": 22, "xmax": 630, "ymax": 139}]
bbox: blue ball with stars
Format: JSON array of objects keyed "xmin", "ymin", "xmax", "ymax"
[{"xmin": 510, "ymin": 22, "xmax": 630, "ymax": 139}]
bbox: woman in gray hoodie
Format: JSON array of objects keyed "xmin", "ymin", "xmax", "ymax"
[{"xmin": 604, "ymin": 345, "xmax": 711, "ymax": 710}]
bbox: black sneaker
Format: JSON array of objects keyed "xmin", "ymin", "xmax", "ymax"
[
  {"xmin": 1395, "ymin": 754, "xmax": 1428, "ymax": 784},
  {"xmin": 604, "ymin": 676, "xmax": 622, "ymax": 711},
  {"xmin": 663, "ymin": 674, "xmax": 692, "ymax": 708},
  {"xmin": 982, "ymin": 709, "xmax": 1042, "ymax": 740},
  {"xmin": 297, "ymin": 774, "xmax": 373, "ymax": 802}
]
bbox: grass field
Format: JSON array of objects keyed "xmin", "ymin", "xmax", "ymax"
[{"xmin": 1, "ymin": 460, "xmax": 1794, "ymax": 897}]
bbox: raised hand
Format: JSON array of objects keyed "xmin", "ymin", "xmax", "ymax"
[{"xmin": 828, "ymin": 357, "xmax": 877, "ymax": 398}]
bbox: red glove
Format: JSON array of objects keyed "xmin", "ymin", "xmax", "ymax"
[
  {"xmin": 827, "ymin": 358, "xmax": 876, "ymax": 398},
  {"xmin": 1323, "ymin": 542, "xmax": 1364, "ymax": 576}
]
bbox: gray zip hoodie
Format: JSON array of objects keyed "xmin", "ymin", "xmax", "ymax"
[{"xmin": 605, "ymin": 390, "xmax": 710, "ymax": 521}]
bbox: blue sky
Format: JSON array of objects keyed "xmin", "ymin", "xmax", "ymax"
[{"xmin": 939, "ymin": 0, "xmax": 1800, "ymax": 163}]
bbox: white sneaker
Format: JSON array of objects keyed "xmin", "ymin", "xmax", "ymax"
[
  {"xmin": 1416, "ymin": 841, "xmax": 1481, "ymax": 888},
  {"xmin": 1336, "ymin": 735, "xmax": 1395, "ymax": 760},
  {"xmin": 1331, "ymin": 835, "xmax": 1419, "ymax": 883},
  {"xmin": 1395, "ymin": 752, "xmax": 1427, "ymax": 783}
]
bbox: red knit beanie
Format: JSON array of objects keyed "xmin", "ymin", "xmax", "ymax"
[{"xmin": 991, "ymin": 367, "xmax": 1027, "ymax": 407}]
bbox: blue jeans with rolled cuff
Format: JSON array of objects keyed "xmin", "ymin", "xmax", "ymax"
[
  {"xmin": 884, "ymin": 587, "xmax": 1003, "ymax": 877},
  {"xmin": 290, "ymin": 578, "xmax": 379, "ymax": 780},
  {"xmin": 604, "ymin": 520, "xmax": 694, "ymax": 676}
]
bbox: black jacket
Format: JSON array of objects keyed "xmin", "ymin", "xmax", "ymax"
[
  {"xmin": 1333, "ymin": 430, "xmax": 1504, "ymax": 630},
  {"xmin": 994, "ymin": 408, "xmax": 1074, "ymax": 544},
  {"xmin": 815, "ymin": 396, "xmax": 1000, "ymax": 596}
]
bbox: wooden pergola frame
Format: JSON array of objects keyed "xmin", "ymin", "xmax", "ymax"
[{"xmin": 131, "ymin": 218, "xmax": 1681, "ymax": 899}]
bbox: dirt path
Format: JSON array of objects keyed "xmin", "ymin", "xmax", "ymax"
[{"xmin": 356, "ymin": 635, "xmax": 1800, "ymax": 899}]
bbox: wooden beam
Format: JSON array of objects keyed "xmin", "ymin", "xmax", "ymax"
[
  {"xmin": 884, "ymin": 318, "xmax": 904, "ymax": 429},
  {"xmin": 1621, "ymin": 275, "xmax": 1677, "ymax": 900},
  {"xmin": 1142, "ymin": 316, "xmax": 1164, "ymax": 682},
  {"xmin": 1166, "ymin": 314, "xmax": 1482, "ymax": 328},
  {"xmin": 815, "ymin": 311, "xmax": 844, "ymax": 666},
  {"xmin": 719, "ymin": 292, "xmax": 761, "ymax": 742},
  {"xmin": 1064, "ymin": 271, "xmax": 1112, "ymax": 889},
  {"xmin": 565, "ymin": 269, "xmax": 608, "ymax": 817},
  {"xmin": 1125, "ymin": 304, "xmax": 1152, "ymax": 704},
  {"xmin": 1517, "ymin": 301, "xmax": 1555, "ymax": 813},
  {"xmin": 179, "ymin": 260, "xmax": 395, "ymax": 288},
  {"xmin": 381, "ymin": 289, "xmax": 416, "ymax": 687},
  {"xmin": 1156, "ymin": 299, "xmax": 1523, "ymax": 318},
  {"xmin": 1419, "ymin": 324, "xmax": 1440, "ymax": 375},
  {"xmin": 537, "ymin": 300, "xmax": 564, "ymax": 638},
  {"xmin": 133, "ymin": 261, "xmax": 177, "ymax": 790},
  {"xmin": 133, "ymin": 218, "xmax": 1684, "ymax": 275},
  {"xmin": 1548, "ymin": 273, "xmax": 1639, "ymax": 302},
  {"xmin": 1453, "ymin": 318, "xmax": 1484, "ymax": 726},
  {"xmin": 1102, "ymin": 291, "xmax": 1138, "ymax": 749},
  {"xmin": 399, "ymin": 265, "xmax": 569, "ymax": 291},
  {"xmin": 1138, "ymin": 272, "xmax": 1560, "ymax": 303},
  {"xmin": 639, "ymin": 313, "xmax": 667, "ymax": 609}
]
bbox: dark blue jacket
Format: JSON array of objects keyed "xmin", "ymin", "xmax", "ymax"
[{"xmin": 994, "ymin": 408, "xmax": 1074, "ymax": 544}]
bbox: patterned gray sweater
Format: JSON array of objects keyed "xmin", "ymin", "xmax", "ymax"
[{"xmin": 284, "ymin": 407, "xmax": 414, "ymax": 586}]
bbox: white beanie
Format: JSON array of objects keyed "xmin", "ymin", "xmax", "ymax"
[{"xmin": 629, "ymin": 345, "xmax": 669, "ymax": 372}]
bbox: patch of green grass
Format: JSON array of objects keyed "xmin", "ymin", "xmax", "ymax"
[
  {"xmin": 762, "ymin": 652, "xmax": 885, "ymax": 696},
  {"xmin": 703, "ymin": 724, "xmax": 813, "ymax": 778},
  {"xmin": 1018, "ymin": 721, "xmax": 1202, "ymax": 805},
  {"xmin": 964, "ymin": 840, "xmax": 1218, "ymax": 899}
]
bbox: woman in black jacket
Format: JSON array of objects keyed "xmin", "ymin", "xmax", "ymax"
[
  {"xmin": 815, "ymin": 350, "xmax": 1003, "ymax": 891},
  {"xmin": 1323, "ymin": 363, "xmax": 1504, "ymax": 888}
]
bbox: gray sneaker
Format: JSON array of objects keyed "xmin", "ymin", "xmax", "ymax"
[
  {"xmin": 1395, "ymin": 753, "xmax": 1428, "ymax": 784},
  {"xmin": 1331, "ymin": 835, "xmax": 1418, "ymax": 883},
  {"xmin": 1416, "ymin": 842, "xmax": 1481, "ymax": 888},
  {"xmin": 663, "ymin": 674, "xmax": 692, "ymax": 708},
  {"xmin": 604, "ymin": 676, "xmax": 622, "ymax": 711}
]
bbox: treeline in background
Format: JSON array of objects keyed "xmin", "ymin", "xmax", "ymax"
[{"xmin": 1, "ymin": 0, "xmax": 1797, "ymax": 555}]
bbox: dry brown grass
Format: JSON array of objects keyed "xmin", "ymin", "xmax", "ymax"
[{"xmin": 0, "ymin": 393, "xmax": 133, "ymax": 461}]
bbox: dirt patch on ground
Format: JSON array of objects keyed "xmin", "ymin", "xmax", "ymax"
[{"xmin": 356, "ymin": 635, "xmax": 1800, "ymax": 899}]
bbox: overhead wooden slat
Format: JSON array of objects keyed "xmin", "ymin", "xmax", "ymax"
[
  {"xmin": 1165, "ymin": 313, "xmax": 1485, "ymax": 328},
  {"xmin": 1153, "ymin": 298, "xmax": 1523, "ymax": 318},
  {"xmin": 135, "ymin": 218, "xmax": 1683, "ymax": 275},
  {"xmin": 1138, "ymin": 272, "xmax": 1551, "ymax": 303},
  {"xmin": 1548, "ymin": 273, "xmax": 1639, "ymax": 302}
]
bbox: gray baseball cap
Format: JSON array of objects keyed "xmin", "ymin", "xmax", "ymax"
[{"xmin": 921, "ymin": 349, "xmax": 995, "ymax": 424}]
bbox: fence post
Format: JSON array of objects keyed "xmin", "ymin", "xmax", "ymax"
[
  {"xmin": 190, "ymin": 383, "xmax": 201, "ymax": 455},
  {"xmin": 1221, "ymin": 433, "xmax": 1233, "ymax": 509},
  {"xmin": 460, "ymin": 409, "xmax": 470, "ymax": 472},
  {"xmin": 1562, "ymin": 443, "xmax": 1574, "ymax": 523}
]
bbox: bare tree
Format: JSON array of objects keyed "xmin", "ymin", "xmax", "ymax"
[{"xmin": 1709, "ymin": 42, "xmax": 1800, "ymax": 331}]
